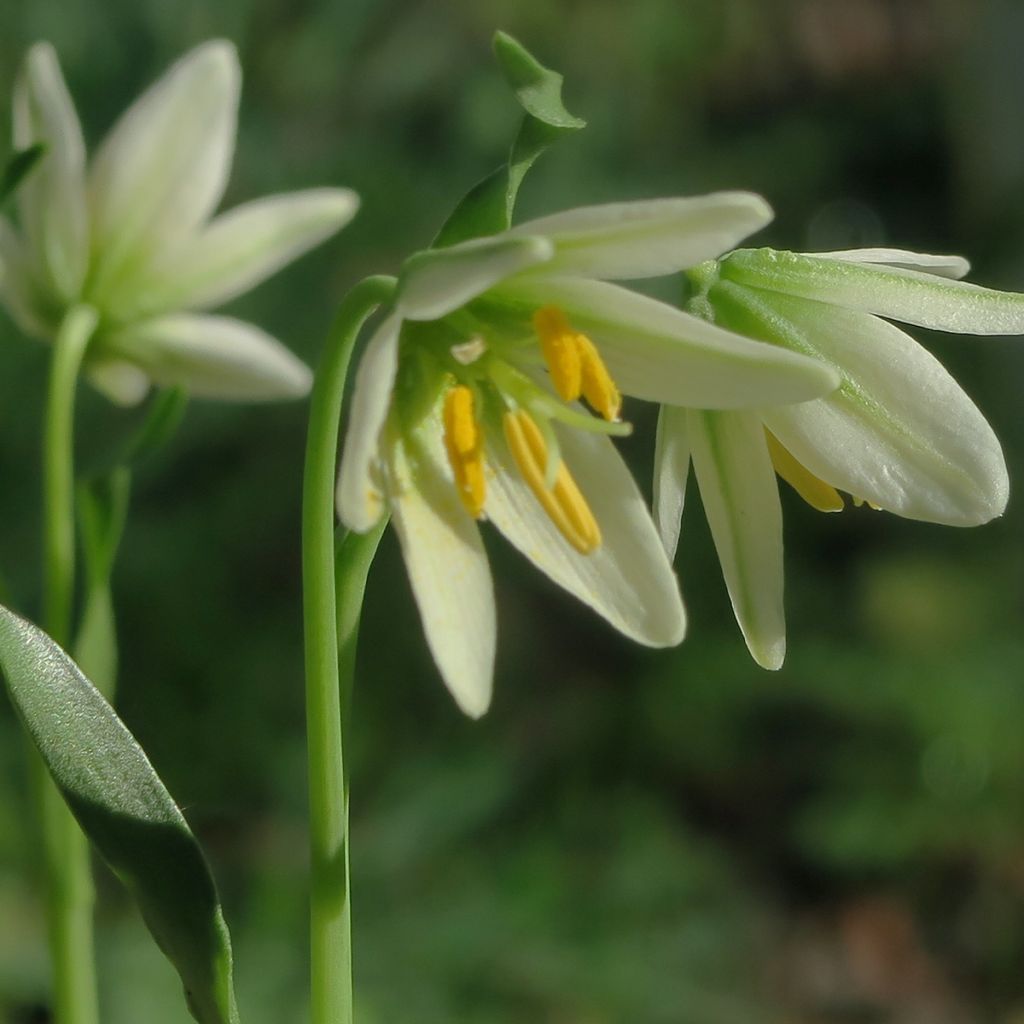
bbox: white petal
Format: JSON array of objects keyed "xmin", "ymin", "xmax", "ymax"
[
  {"xmin": 86, "ymin": 359, "xmax": 151, "ymax": 406},
  {"xmin": 397, "ymin": 235, "xmax": 553, "ymax": 320},
  {"xmin": 723, "ymin": 248, "xmax": 1024, "ymax": 334},
  {"xmin": 336, "ymin": 314, "xmax": 402, "ymax": 532},
  {"xmin": 0, "ymin": 216, "xmax": 52, "ymax": 337},
  {"xmin": 388, "ymin": 427, "xmax": 496, "ymax": 717},
  {"xmin": 484, "ymin": 416, "xmax": 686, "ymax": 647},
  {"xmin": 653, "ymin": 405, "xmax": 690, "ymax": 561},
  {"xmin": 100, "ymin": 314, "xmax": 311, "ymax": 401},
  {"xmin": 688, "ymin": 409, "xmax": 785, "ymax": 670},
  {"xmin": 13, "ymin": 42, "xmax": 89, "ymax": 302},
  {"xmin": 88, "ymin": 41, "xmax": 240, "ymax": 304},
  {"xmin": 809, "ymin": 248, "xmax": 970, "ymax": 280},
  {"xmin": 112, "ymin": 188, "xmax": 359, "ymax": 319},
  {"xmin": 496, "ymin": 276, "xmax": 840, "ymax": 408},
  {"xmin": 752, "ymin": 292, "xmax": 1007, "ymax": 525},
  {"xmin": 510, "ymin": 193, "xmax": 773, "ymax": 280}
]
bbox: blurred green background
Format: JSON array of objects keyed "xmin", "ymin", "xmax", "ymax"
[{"xmin": 3, "ymin": 0, "xmax": 1024, "ymax": 1021}]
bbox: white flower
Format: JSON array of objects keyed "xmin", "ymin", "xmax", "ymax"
[
  {"xmin": 654, "ymin": 246, "xmax": 1024, "ymax": 670},
  {"xmin": 336, "ymin": 198, "xmax": 841, "ymax": 715},
  {"xmin": 0, "ymin": 40, "xmax": 358, "ymax": 402}
]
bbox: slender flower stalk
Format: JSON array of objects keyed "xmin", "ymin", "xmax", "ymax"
[
  {"xmin": 337, "ymin": 196, "xmax": 841, "ymax": 716},
  {"xmin": 655, "ymin": 247, "xmax": 1024, "ymax": 668},
  {"xmin": 303, "ymin": 276, "xmax": 396, "ymax": 1024}
]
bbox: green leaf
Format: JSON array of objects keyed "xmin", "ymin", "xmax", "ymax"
[
  {"xmin": 434, "ymin": 32, "xmax": 585, "ymax": 247},
  {"xmin": 121, "ymin": 386, "xmax": 189, "ymax": 465},
  {"xmin": 0, "ymin": 605, "xmax": 241, "ymax": 1024},
  {"xmin": 1, "ymin": 143, "xmax": 45, "ymax": 206}
]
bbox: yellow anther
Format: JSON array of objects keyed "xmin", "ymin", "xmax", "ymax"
[
  {"xmin": 765, "ymin": 431, "xmax": 844, "ymax": 513},
  {"xmin": 502, "ymin": 409, "xmax": 601, "ymax": 555},
  {"xmin": 576, "ymin": 333, "xmax": 622, "ymax": 422},
  {"xmin": 443, "ymin": 385, "xmax": 486, "ymax": 518},
  {"xmin": 533, "ymin": 306, "xmax": 582, "ymax": 402}
]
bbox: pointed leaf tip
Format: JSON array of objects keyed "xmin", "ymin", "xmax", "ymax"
[{"xmin": 492, "ymin": 31, "xmax": 585, "ymax": 129}]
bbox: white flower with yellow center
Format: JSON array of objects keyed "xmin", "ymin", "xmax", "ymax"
[
  {"xmin": 337, "ymin": 197, "xmax": 842, "ymax": 715},
  {"xmin": 0, "ymin": 40, "xmax": 357, "ymax": 402},
  {"xmin": 654, "ymin": 246, "xmax": 1024, "ymax": 669}
]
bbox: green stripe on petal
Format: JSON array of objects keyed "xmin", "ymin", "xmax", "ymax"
[
  {"xmin": 722, "ymin": 248, "xmax": 1024, "ymax": 334},
  {"xmin": 653, "ymin": 405, "xmax": 690, "ymax": 561},
  {"xmin": 100, "ymin": 313, "xmax": 312, "ymax": 401},
  {"xmin": 511, "ymin": 193, "xmax": 773, "ymax": 280},
  {"xmin": 388, "ymin": 425, "xmax": 496, "ymax": 718},
  {"xmin": 496, "ymin": 276, "xmax": 840, "ymax": 408},
  {"xmin": 87, "ymin": 41, "xmax": 240, "ymax": 306},
  {"xmin": 484, "ymin": 414, "xmax": 686, "ymax": 648},
  {"xmin": 13, "ymin": 42, "xmax": 89, "ymax": 302},
  {"xmin": 336, "ymin": 314, "xmax": 402, "ymax": 532},
  {"xmin": 688, "ymin": 409, "xmax": 785, "ymax": 670},
  {"xmin": 398, "ymin": 234, "xmax": 553, "ymax": 320}
]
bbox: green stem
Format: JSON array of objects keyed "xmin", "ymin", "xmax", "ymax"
[
  {"xmin": 36, "ymin": 304, "xmax": 100, "ymax": 1024},
  {"xmin": 302, "ymin": 276, "xmax": 396, "ymax": 1024}
]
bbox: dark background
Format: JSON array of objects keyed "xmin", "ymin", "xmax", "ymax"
[{"xmin": 2, "ymin": 1, "xmax": 1024, "ymax": 1021}]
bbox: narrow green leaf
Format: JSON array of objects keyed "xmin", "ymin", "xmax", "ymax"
[
  {"xmin": 121, "ymin": 386, "xmax": 189, "ymax": 465},
  {"xmin": 0, "ymin": 605, "xmax": 240, "ymax": 1024},
  {"xmin": 1, "ymin": 144, "xmax": 45, "ymax": 205},
  {"xmin": 434, "ymin": 33, "xmax": 585, "ymax": 247}
]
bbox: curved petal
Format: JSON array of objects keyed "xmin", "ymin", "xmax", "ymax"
[
  {"xmin": 808, "ymin": 248, "xmax": 970, "ymax": 280},
  {"xmin": 653, "ymin": 404, "xmax": 690, "ymax": 561},
  {"xmin": 13, "ymin": 42, "xmax": 88, "ymax": 302},
  {"xmin": 397, "ymin": 235, "xmax": 553, "ymax": 320},
  {"xmin": 688, "ymin": 409, "xmax": 785, "ymax": 670},
  {"xmin": 336, "ymin": 314, "xmax": 402, "ymax": 532},
  {"xmin": 749, "ymin": 291, "xmax": 1008, "ymax": 525},
  {"xmin": 88, "ymin": 41, "xmax": 240, "ymax": 304},
  {"xmin": 388, "ymin": 427, "xmax": 496, "ymax": 718},
  {"xmin": 86, "ymin": 358, "xmax": 151, "ymax": 407},
  {"xmin": 0, "ymin": 216, "xmax": 53, "ymax": 337},
  {"xmin": 496, "ymin": 276, "xmax": 840, "ymax": 408},
  {"xmin": 484, "ymin": 414, "xmax": 686, "ymax": 647},
  {"xmin": 113, "ymin": 188, "xmax": 359, "ymax": 319},
  {"xmin": 510, "ymin": 192, "xmax": 773, "ymax": 280},
  {"xmin": 100, "ymin": 314, "xmax": 311, "ymax": 401},
  {"xmin": 723, "ymin": 248, "xmax": 1024, "ymax": 334}
]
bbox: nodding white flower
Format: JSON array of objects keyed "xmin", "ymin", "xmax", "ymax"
[
  {"xmin": 336, "ymin": 197, "xmax": 841, "ymax": 716},
  {"xmin": 0, "ymin": 40, "xmax": 358, "ymax": 402},
  {"xmin": 654, "ymin": 246, "xmax": 1024, "ymax": 670}
]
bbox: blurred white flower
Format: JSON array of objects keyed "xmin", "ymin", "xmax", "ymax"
[
  {"xmin": 336, "ymin": 198, "xmax": 840, "ymax": 715},
  {"xmin": 0, "ymin": 40, "xmax": 358, "ymax": 402},
  {"xmin": 655, "ymin": 247, "xmax": 1024, "ymax": 669}
]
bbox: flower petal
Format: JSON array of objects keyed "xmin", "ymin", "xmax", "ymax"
[
  {"xmin": 688, "ymin": 409, "xmax": 785, "ymax": 670},
  {"xmin": 723, "ymin": 288, "xmax": 1010, "ymax": 525},
  {"xmin": 112, "ymin": 188, "xmax": 359, "ymax": 319},
  {"xmin": 510, "ymin": 193, "xmax": 773, "ymax": 280},
  {"xmin": 87, "ymin": 41, "xmax": 240, "ymax": 304},
  {"xmin": 100, "ymin": 313, "xmax": 311, "ymax": 401},
  {"xmin": 484, "ymin": 413, "xmax": 686, "ymax": 647},
  {"xmin": 387, "ymin": 427, "xmax": 496, "ymax": 717},
  {"xmin": 496, "ymin": 276, "xmax": 840, "ymax": 408},
  {"xmin": 653, "ymin": 405, "xmax": 690, "ymax": 561},
  {"xmin": 86, "ymin": 358, "xmax": 151, "ymax": 406},
  {"xmin": 809, "ymin": 248, "xmax": 970, "ymax": 280},
  {"xmin": 336, "ymin": 314, "xmax": 402, "ymax": 532},
  {"xmin": 397, "ymin": 235, "xmax": 553, "ymax": 320},
  {"xmin": 0, "ymin": 216, "xmax": 53, "ymax": 337},
  {"xmin": 722, "ymin": 248, "xmax": 1024, "ymax": 334},
  {"xmin": 13, "ymin": 42, "xmax": 89, "ymax": 302}
]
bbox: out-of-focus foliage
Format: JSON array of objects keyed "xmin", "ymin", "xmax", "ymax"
[{"xmin": 2, "ymin": 1, "xmax": 1024, "ymax": 1021}]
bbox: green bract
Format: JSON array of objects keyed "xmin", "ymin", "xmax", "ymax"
[
  {"xmin": 0, "ymin": 40, "xmax": 358, "ymax": 403},
  {"xmin": 655, "ymin": 246, "xmax": 1024, "ymax": 669},
  {"xmin": 337, "ymin": 197, "xmax": 841, "ymax": 716}
]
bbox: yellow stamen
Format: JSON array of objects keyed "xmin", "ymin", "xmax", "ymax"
[
  {"xmin": 765, "ymin": 431, "xmax": 845, "ymax": 513},
  {"xmin": 502, "ymin": 409, "xmax": 601, "ymax": 554},
  {"xmin": 576, "ymin": 333, "xmax": 622, "ymax": 422},
  {"xmin": 443, "ymin": 385, "xmax": 486, "ymax": 518},
  {"xmin": 852, "ymin": 496, "xmax": 883, "ymax": 511},
  {"xmin": 533, "ymin": 306, "xmax": 582, "ymax": 402}
]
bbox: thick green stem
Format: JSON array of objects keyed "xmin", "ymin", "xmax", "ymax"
[
  {"xmin": 36, "ymin": 304, "xmax": 100, "ymax": 1024},
  {"xmin": 302, "ymin": 276, "xmax": 396, "ymax": 1024}
]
